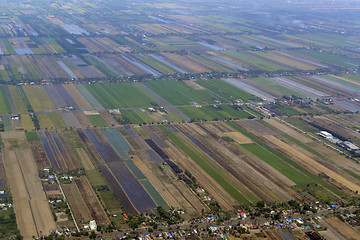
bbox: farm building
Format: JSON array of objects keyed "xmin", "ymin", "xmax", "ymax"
[
  {"xmin": 342, "ymin": 141, "xmax": 359, "ymax": 151},
  {"xmin": 89, "ymin": 220, "xmax": 97, "ymax": 230}
]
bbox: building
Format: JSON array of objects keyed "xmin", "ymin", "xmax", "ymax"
[
  {"xmin": 342, "ymin": 141, "xmax": 359, "ymax": 151},
  {"xmin": 89, "ymin": 220, "xmax": 97, "ymax": 231}
]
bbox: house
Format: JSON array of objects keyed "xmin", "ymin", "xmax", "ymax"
[{"xmin": 11, "ymin": 115, "xmax": 19, "ymax": 120}]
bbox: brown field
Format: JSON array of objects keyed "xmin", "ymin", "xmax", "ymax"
[
  {"xmin": 62, "ymin": 182, "xmax": 92, "ymax": 223},
  {"xmin": 1, "ymin": 131, "xmax": 26, "ymax": 139},
  {"xmin": 11, "ymin": 118, "xmax": 23, "ymax": 130},
  {"xmin": 74, "ymin": 177, "xmax": 110, "ymax": 225},
  {"xmin": 99, "ymin": 110, "xmax": 118, "ymax": 126},
  {"xmin": 264, "ymin": 118, "xmax": 312, "ymax": 143},
  {"xmin": 59, "ymin": 134, "xmax": 82, "ymax": 170},
  {"xmin": 164, "ymin": 141, "xmax": 236, "ymax": 210},
  {"xmin": 73, "ymin": 111, "xmax": 93, "ymax": 127},
  {"xmin": 266, "ymin": 118, "xmax": 360, "ymax": 179},
  {"xmin": 263, "ymin": 135, "xmax": 360, "ymax": 193},
  {"xmin": 310, "ymin": 142, "xmax": 360, "ymax": 176},
  {"xmin": 325, "ymin": 217, "xmax": 360, "ymax": 240},
  {"xmin": 194, "ymin": 122, "xmax": 302, "ymax": 200},
  {"xmin": 134, "ymin": 149, "xmax": 200, "ymax": 218},
  {"xmin": 159, "ymin": 52, "xmax": 211, "ymax": 73},
  {"xmin": 221, "ymin": 131, "xmax": 253, "ymax": 144},
  {"xmin": 63, "ymin": 84, "xmax": 94, "ymax": 110},
  {"xmin": 44, "ymin": 131, "xmax": 82, "ymax": 170},
  {"xmin": 76, "ymin": 148, "xmax": 95, "ymax": 170},
  {"xmin": 3, "ymin": 147, "xmax": 56, "ymax": 239},
  {"xmin": 177, "ymin": 123, "xmax": 295, "ymax": 202},
  {"xmin": 30, "ymin": 141, "xmax": 51, "ymax": 170}
]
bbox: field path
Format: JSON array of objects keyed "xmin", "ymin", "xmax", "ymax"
[{"xmin": 136, "ymin": 82, "xmax": 190, "ymax": 121}]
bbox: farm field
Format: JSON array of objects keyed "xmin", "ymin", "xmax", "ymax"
[
  {"xmin": 37, "ymin": 113, "xmax": 66, "ymax": 129},
  {"xmin": 2, "ymin": 134, "xmax": 56, "ymax": 239},
  {"xmin": 22, "ymin": 85, "xmax": 55, "ymax": 112},
  {"xmin": 0, "ymin": 86, "xmax": 12, "ymax": 113},
  {"xmin": 87, "ymin": 114, "xmax": 108, "ymax": 127},
  {"xmin": 85, "ymin": 82, "xmax": 162, "ymax": 109},
  {"xmin": 1, "ymin": 0, "xmax": 360, "ymax": 238},
  {"xmin": 8, "ymin": 86, "xmax": 28, "ymax": 113},
  {"xmin": 143, "ymin": 80, "xmax": 217, "ymax": 105}
]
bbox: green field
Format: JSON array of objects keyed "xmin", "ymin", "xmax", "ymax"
[
  {"xmin": 82, "ymin": 54, "xmax": 117, "ymax": 77},
  {"xmin": 144, "ymin": 80, "xmax": 216, "ymax": 105},
  {"xmin": 8, "ymin": 86, "xmax": 28, "ymax": 113},
  {"xmin": 85, "ymin": 83, "xmax": 161, "ymax": 109},
  {"xmin": 249, "ymin": 77, "xmax": 308, "ymax": 99},
  {"xmin": 22, "ymin": 85, "xmax": 54, "ymax": 112},
  {"xmin": 196, "ymin": 78, "xmax": 260, "ymax": 102},
  {"xmin": 25, "ymin": 131, "xmax": 39, "ymax": 142},
  {"xmin": 87, "ymin": 115, "xmax": 108, "ymax": 127},
  {"xmin": 101, "ymin": 83, "xmax": 161, "ymax": 108},
  {"xmin": 2, "ymin": 39, "xmax": 15, "ymax": 54},
  {"xmin": 294, "ymin": 49, "xmax": 358, "ymax": 68},
  {"xmin": 0, "ymin": 87, "xmax": 12, "ymax": 114},
  {"xmin": 223, "ymin": 51, "xmax": 282, "ymax": 71},
  {"xmin": 241, "ymin": 143, "xmax": 311, "ymax": 185},
  {"xmin": 2, "ymin": 115, "xmax": 12, "ymax": 131},
  {"xmin": 179, "ymin": 105, "xmax": 252, "ymax": 121},
  {"xmin": 122, "ymin": 109, "xmax": 153, "ymax": 124},
  {"xmin": 37, "ymin": 113, "xmax": 66, "ymax": 129}
]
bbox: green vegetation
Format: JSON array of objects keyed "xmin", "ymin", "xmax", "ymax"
[
  {"xmin": 0, "ymin": 87, "xmax": 12, "ymax": 114},
  {"xmin": 37, "ymin": 113, "xmax": 66, "ymax": 129},
  {"xmin": 0, "ymin": 208, "xmax": 21, "ymax": 239},
  {"xmin": 2, "ymin": 39, "xmax": 15, "ymax": 54},
  {"xmin": 179, "ymin": 105, "xmax": 252, "ymax": 122},
  {"xmin": 249, "ymin": 77, "xmax": 307, "ymax": 99},
  {"xmin": 8, "ymin": 86, "xmax": 28, "ymax": 113},
  {"xmin": 101, "ymin": 83, "xmax": 161, "ymax": 108},
  {"xmin": 294, "ymin": 49, "xmax": 357, "ymax": 68},
  {"xmin": 144, "ymin": 80, "xmax": 216, "ymax": 105},
  {"xmin": 241, "ymin": 143, "xmax": 311, "ymax": 185},
  {"xmin": 86, "ymin": 169, "xmax": 107, "ymax": 187},
  {"xmin": 196, "ymin": 78, "xmax": 260, "ymax": 102},
  {"xmin": 25, "ymin": 131, "xmax": 39, "ymax": 142},
  {"xmin": 87, "ymin": 115, "xmax": 108, "ymax": 127}
]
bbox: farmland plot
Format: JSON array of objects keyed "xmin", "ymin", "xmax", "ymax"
[
  {"xmin": 175, "ymin": 123, "xmax": 295, "ymax": 202},
  {"xmin": 231, "ymin": 120, "xmax": 360, "ymax": 197},
  {"xmin": 22, "ymin": 85, "xmax": 55, "ymax": 112},
  {"xmin": 3, "ymin": 143, "xmax": 56, "ymax": 239},
  {"xmin": 74, "ymin": 177, "xmax": 110, "ymax": 225},
  {"xmin": 63, "ymin": 84, "xmax": 94, "ymax": 110},
  {"xmin": 39, "ymin": 131, "xmax": 81, "ymax": 171}
]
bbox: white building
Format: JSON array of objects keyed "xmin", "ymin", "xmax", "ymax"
[{"xmin": 89, "ymin": 220, "xmax": 97, "ymax": 230}]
